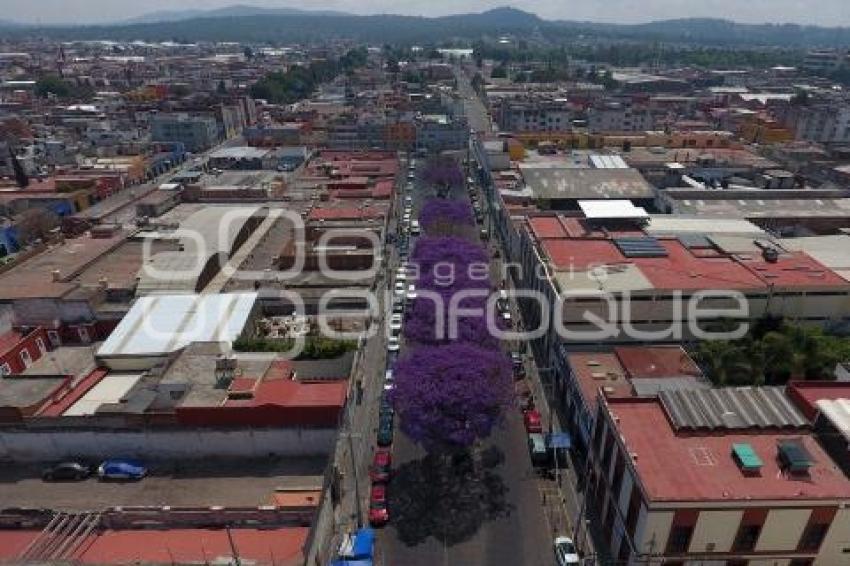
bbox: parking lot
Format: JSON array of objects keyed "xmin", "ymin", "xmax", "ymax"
[{"xmin": 0, "ymin": 457, "xmax": 326, "ymax": 512}]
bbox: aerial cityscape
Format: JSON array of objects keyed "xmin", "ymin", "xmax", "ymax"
[{"xmin": 1, "ymin": 2, "xmax": 850, "ymax": 565}]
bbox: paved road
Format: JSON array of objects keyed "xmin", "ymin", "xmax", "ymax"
[
  {"xmin": 377, "ymin": 158, "xmax": 553, "ymax": 566},
  {"xmin": 455, "ymin": 67, "xmax": 492, "ymax": 134}
]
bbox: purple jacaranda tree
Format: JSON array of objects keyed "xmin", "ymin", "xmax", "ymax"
[
  {"xmin": 404, "ymin": 289, "xmax": 498, "ymax": 348},
  {"xmin": 392, "ymin": 343, "xmax": 513, "ymax": 453},
  {"xmin": 422, "ymin": 157, "xmax": 464, "ymax": 192},
  {"xmin": 419, "ymin": 199, "xmax": 474, "ymax": 237},
  {"xmin": 412, "ymin": 236, "xmax": 488, "ymax": 273}
]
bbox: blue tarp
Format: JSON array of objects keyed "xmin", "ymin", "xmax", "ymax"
[
  {"xmin": 547, "ymin": 432, "xmax": 572, "ymax": 450},
  {"xmin": 330, "ymin": 560, "xmax": 372, "ymax": 566},
  {"xmin": 350, "ymin": 528, "xmax": 375, "ymax": 558}
]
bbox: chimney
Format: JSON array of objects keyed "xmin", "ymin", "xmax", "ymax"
[{"xmin": 51, "ymin": 269, "xmax": 61, "ymax": 282}]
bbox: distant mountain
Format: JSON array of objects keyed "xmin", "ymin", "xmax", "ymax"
[
  {"xmin": 124, "ymin": 4, "xmax": 350, "ymax": 24},
  {"xmin": 5, "ymin": 7, "xmax": 850, "ymax": 48}
]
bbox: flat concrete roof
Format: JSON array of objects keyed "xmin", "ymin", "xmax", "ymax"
[
  {"xmin": 608, "ymin": 398, "xmax": 850, "ymax": 503},
  {"xmin": 519, "ymin": 166, "xmax": 656, "ymax": 201}
]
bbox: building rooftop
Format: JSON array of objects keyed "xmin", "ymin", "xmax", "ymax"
[
  {"xmin": 97, "ymin": 293, "xmax": 257, "ymax": 362},
  {"xmin": 608, "ymin": 398, "xmax": 850, "ymax": 503},
  {"xmin": 0, "ymin": 231, "xmax": 131, "ymax": 300},
  {"xmin": 519, "ymin": 167, "xmax": 656, "ymax": 201}
]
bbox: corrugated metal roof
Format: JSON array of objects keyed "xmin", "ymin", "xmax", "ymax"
[{"xmin": 660, "ymin": 386, "xmax": 808, "ymax": 432}]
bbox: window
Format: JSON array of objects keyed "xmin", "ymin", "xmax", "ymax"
[
  {"xmin": 78, "ymin": 326, "xmax": 90, "ymax": 343},
  {"xmin": 798, "ymin": 523, "xmax": 829, "ymax": 552},
  {"xmin": 47, "ymin": 331, "xmax": 60, "ymax": 347},
  {"xmin": 733, "ymin": 524, "xmax": 762, "ymax": 552},
  {"xmin": 35, "ymin": 337, "xmax": 46, "ymax": 355},
  {"xmin": 666, "ymin": 525, "xmax": 694, "ymax": 554},
  {"xmin": 0, "ymin": 363, "xmax": 10, "ymax": 376},
  {"xmin": 19, "ymin": 349, "xmax": 32, "ymax": 368}
]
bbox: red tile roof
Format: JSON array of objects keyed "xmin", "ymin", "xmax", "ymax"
[
  {"xmin": 307, "ymin": 205, "xmax": 387, "ymax": 222},
  {"xmin": 542, "ymin": 239, "xmax": 626, "ymax": 271},
  {"xmin": 634, "ymin": 240, "xmax": 764, "ymax": 291},
  {"xmin": 69, "ymin": 528, "xmax": 306, "ymax": 565},
  {"xmin": 528, "ymin": 217, "xmax": 567, "ymax": 240},
  {"xmin": 614, "ymin": 346, "xmax": 703, "ymax": 380},
  {"xmin": 608, "ymin": 398, "xmax": 850, "ymax": 503},
  {"xmin": 787, "ymin": 381, "xmax": 850, "ymax": 420},
  {"xmin": 36, "ymin": 368, "xmax": 108, "ymax": 417},
  {"xmin": 737, "ymin": 251, "xmax": 848, "ymax": 288}
]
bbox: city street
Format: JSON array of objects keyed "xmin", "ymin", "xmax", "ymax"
[{"xmin": 376, "ymin": 157, "xmax": 553, "ymax": 566}]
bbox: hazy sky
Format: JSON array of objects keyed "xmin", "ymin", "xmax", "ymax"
[{"xmin": 4, "ymin": 0, "xmax": 850, "ymax": 26}]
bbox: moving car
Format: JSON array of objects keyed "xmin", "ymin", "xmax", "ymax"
[
  {"xmin": 369, "ymin": 483, "xmax": 389, "ymax": 526},
  {"xmin": 42, "ymin": 461, "xmax": 91, "ymax": 481},
  {"xmin": 554, "ymin": 536, "xmax": 580, "ymax": 565},
  {"xmin": 370, "ymin": 449, "xmax": 392, "ymax": 483},
  {"xmin": 97, "ymin": 459, "xmax": 147, "ymax": 481}
]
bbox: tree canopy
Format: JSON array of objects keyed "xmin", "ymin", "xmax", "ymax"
[
  {"xmin": 392, "ymin": 344, "xmax": 513, "ymax": 452},
  {"xmin": 693, "ymin": 323, "xmax": 850, "ymax": 386}
]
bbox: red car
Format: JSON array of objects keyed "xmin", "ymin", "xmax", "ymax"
[
  {"xmin": 370, "ymin": 449, "xmax": 392, "ymax": 483},
  {"xmin": 369, "ymin": 483, "xmax": 389, "ymax": 527},
  {"xmin": 524, "ymin": 409, "xmax": 543, "ymax": 434}
]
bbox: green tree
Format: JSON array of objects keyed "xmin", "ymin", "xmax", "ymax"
[{"xmin": 35, "ymin": 75, "xmax": 71, "ymax": 98}]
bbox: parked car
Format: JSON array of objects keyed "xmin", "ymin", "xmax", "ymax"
[
  {"xmin": 387, "ymin": 336, "xmax": 400, "ymax": 352},
  {"xmin": 377, "ymin": 416, "xmax": 394, "ymax": 447},
  {"xmin": 383, "ymin": 369, "xmax": 395, "ymax": 392},
  {"xmin": 379, "ymin": 394, "xmax": 394, "ymax": 417},
  {"xmin": 97, "ymin": 459, "xmax": 147, "ymax": 481},
  {"xmin": 524, "ymin": 409, "xmax": 543, "ymax": 434},
  {"xmin": 527, "ymin": 433, "xmax": 549, "ymax": 467},
  {"xmin": 369, "ymin": 483, "xmax": 390, "ymax": 526},
  {"xmin": 42, "ymin": 461, "xmax": 91, "ymax": 481},
  {"xmin": 370, "ymin": 450, "xmax": 393, "ymax": 483},
  {"xmin": 393, "ymin": 282, "xmax": 406, "ymax": 296},
  {"xmin": 554, "ymin": 536, "xmax": 580, "ymax": 565},
  {"xmin": 389, "ymin": 314, "xmax": 403, "ymax": 332}
]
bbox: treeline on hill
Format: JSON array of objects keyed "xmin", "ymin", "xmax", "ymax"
[
  {"xmin": 250, "ymin": 48, "xmax": 366, "ymax": 104},
  {"xmin": 474, "ymin": 41, "xmax": 803, "ymax": 71}
]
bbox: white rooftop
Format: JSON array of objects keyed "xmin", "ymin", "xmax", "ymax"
[
  {"xmin": 63, "ymin": 372, "xmax": 145, "ymax": 416},
  {"xmin": 579, "ymin": 200, "xmax": 649, "ymax": 220},
  {"xmin": 97, "ymin": 292, "xmax": 257, "ymax": 358}
]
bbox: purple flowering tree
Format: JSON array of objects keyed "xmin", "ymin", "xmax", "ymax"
[
  {"xmin": 419, "ymin": 199, "xmax": 474, "ymax": 237},
  {"xmin": 392, "ymin": 343, "xmax": 514, "ymax": 453},
  {"xmin": 423, "ymin": 157, "xmax": 464, "ymax": 193},
  {"xmin": 412, "ymin": 236, "xmax": 488, "ymax": 273}
]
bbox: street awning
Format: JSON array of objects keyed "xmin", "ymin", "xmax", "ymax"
[{"xmin": 547, "ymin": 432, "xmax": 572, "ymax": 450}]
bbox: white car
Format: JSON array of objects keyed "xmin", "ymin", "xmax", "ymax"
[
  {"xmin": 404, "ymin": 196, "xmax": 413, "ymax": 205},
  {"xmin": 390, "ymin": 314, "xmax": 403, "ymax": 331},
  {"xmin": 387, "ymin": 336, "xmax": 401, "ymax": 352},
  {"xmin": 554, "ymin": 537, "xmax": 580, "ymax": 565},
  {"xmin": 396, "ymin": 270, "xmax": 408, "ymax": 282},
  {"xmin": 393, "ymin": 282, "xmax": 406, "ymax": 296},
  {"xmin": 383, "ymin": 369, "xmax": 395, "ymax": 391}
]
